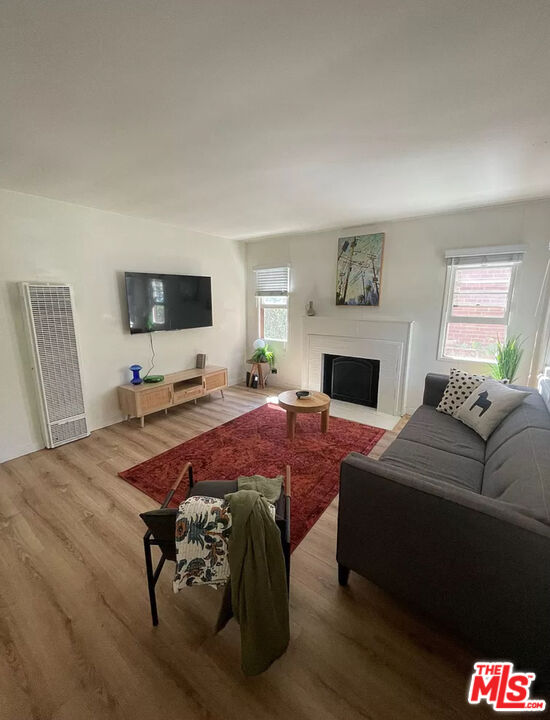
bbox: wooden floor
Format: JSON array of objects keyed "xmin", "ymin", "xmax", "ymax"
[{"xmin": 0, "ymin": 385, "xmax": 491, "ymax": 720}]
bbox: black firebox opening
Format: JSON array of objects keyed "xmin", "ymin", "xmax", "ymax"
[{"xmin": 322, "ymin": 354, "xmax": 380, "ymax": 408}]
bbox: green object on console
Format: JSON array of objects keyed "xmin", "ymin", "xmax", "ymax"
[{"xmin": 144, "ymin": 375, "xmax": 164, "ymax": 383}]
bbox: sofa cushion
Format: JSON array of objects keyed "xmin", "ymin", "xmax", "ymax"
[
  {"xmin": 188, "ymin": 479, "xmax": 238, "ymax": 497},
  {"xmin": 380, "ymin": 437, "xmax": 484, "ymax": 493},
  {"xmin": 485, "ymin": 388, "xmax": 550, "ymax": 461},
  {"xmin": 482, "ymin": 428, "xmax": 550, "ymax": 525},
  {"xmin": 398, "ymin": 404, "xmax": 486, "ymax": 463}
]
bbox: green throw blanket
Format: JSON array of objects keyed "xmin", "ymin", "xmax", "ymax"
[
  {"xmin": 236, "ymin": 474, "xmax": 283, "ymax": 504},
  {"xmin": 216, "ymin": 482, "xmax": 289, "ymax": 676}
]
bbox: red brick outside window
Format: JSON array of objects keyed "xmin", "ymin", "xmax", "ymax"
[{"xmin": 440, "ymin": 264, "xmax": 516, "ymax": 362}]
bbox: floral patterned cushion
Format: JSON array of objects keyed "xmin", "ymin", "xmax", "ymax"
[{"xmin": 173, "ymin": 496, "xmax": 232, "ymax": 590}]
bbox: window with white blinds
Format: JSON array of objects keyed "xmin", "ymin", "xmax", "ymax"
[
  {"xmin": 255, "ymin": 267, "xmax": 289, "ymax": 296},
  {"xmin": 255, "ymin": 267, "xmax": 290, "ymax": 341},
  {"xmin": 438, "ymin": 246, "xmax": 525, "ymax": 362}
]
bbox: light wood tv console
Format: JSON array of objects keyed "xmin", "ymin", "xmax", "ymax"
[{"xmin": 118, "ymin": 365, "xmax": 227, "ymax": 427}]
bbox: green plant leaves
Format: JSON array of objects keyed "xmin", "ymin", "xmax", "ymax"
[
  {"xmin": 489, "ymin": 335, "xmax": 524, "ymax": 383},
  {"xmin": 251, "ymin": 343, "xmax": 275, "ymax": 367}
]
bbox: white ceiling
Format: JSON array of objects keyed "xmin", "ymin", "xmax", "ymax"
[{"xmin": 2, "ymin": 0, "xmax": 550, "ymax": 240}]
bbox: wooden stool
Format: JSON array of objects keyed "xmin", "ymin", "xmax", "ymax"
[{"xmin": 247, "ymin": 361, "xmax": 269, "ymax": 388}]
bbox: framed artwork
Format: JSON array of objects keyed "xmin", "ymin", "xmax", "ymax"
[{"xmin": 336, "ymin": 233, "xmax": 384, "ymax": 306}]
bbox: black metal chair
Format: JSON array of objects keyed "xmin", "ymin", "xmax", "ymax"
[{"xmin": 140, "ymin": 462, "xmax": 291, "ymax": 626}]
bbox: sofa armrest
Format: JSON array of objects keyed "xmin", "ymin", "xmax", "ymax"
[
  {"xmin": 422, "ymin": 373, "xmax": 449, "ymax": 407},
  {"xmin": 337, "ymin": 452, "xmax": 550, "ymax": 687}
]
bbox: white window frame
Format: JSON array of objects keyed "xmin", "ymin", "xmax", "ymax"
[
  {"xmin": 149, "ymin": 278, "xmax": 166, "ymax": 327},
  {"xmin": 258, "ymin": 296, "xmax": 289, "ymax": 343},
  {"xmin": 438, "ymin": 250, "xmax": 523, "ymax": 362},
  {"xmin": 254, "ymin": 266, "xmax": 290, "ymax": 344}
]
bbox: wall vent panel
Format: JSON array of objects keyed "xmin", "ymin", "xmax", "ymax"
[{"xmin": 22, "ymin": 283, "xmax": 89, "ymax": 448}]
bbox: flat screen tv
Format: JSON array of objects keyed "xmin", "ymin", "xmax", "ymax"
[{"xmin": 125, "ymin": 272, "xmax": 213, "ymax": 333}]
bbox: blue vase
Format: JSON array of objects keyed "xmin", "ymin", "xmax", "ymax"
[{"xmin": 130, "ymin": 364, "xmax": 143, "ymax": 385}]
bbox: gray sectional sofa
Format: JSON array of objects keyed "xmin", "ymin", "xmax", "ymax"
[{"xmin": 337, "ymin": 373, "xmax": 550, "ymax": 688}]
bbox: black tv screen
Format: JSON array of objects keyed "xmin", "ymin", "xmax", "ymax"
[{"xmin": 125, "ymin": 272, "xmax": 212, "ymax": 333}]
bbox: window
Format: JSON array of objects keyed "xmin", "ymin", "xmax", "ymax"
[
  {"xmin": 255, "ymin": 266, "xmax": 289, "ymax": 342},
  {"xmin": 439, "ymin": 247, "xmax": 524, "ymax": 362},
  {"xmin": 259, "ymin": 295, "xmax": 288, "ymax": 341},
  {"xmin": 152, "ymin": 304, "xmax": 165, "ymax": 325},
  {"xmin": 149, "ymin": 278, "xmax": 165, "ymax": 326},
  {"xmin": 150, "ymin": 279, "xmax": 165, "ymax": 303}
]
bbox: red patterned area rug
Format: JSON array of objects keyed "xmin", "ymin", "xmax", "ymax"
[{"xmin": 119, "ymin": 403, "xmax": 385, "ymax": 550}]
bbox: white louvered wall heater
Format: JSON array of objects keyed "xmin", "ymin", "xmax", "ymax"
[{"xmin": 21, "ymin": 282, "xmax": 89, "ymax": 448}]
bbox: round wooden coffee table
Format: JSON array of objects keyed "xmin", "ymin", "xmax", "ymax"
[{"xmin": 278, "ymin": 390, "xmax": 331, "ymax": 440}]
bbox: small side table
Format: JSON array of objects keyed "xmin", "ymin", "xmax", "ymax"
[
  {"xmin": 247, "ymin": 360, "xmax": 270, "ymax": 389},
  {"xmin": 277, "ymin": 391, "xmax": 331, "ymax": 440}
]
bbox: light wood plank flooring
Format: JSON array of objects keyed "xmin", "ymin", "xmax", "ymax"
[{"xmin": 0, "ymin": 385, "xmax": 490, "ymax": 720}]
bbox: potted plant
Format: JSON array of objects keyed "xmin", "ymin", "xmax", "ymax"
[
  {"xmin": 251, "ymin": 342, "xmax": 275, "ymax": 367},
  {"xmin": 249, "ymin": 339, "xmax": 275, "ymax": 387},
  {"xmin": 489, "ymin": 335, "xmax": 524, "ymax": 383}
]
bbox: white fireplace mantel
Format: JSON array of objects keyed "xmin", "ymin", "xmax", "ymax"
[{"xmin": 302, "ymin": 317, "xmax": 413, "ymax": 415}]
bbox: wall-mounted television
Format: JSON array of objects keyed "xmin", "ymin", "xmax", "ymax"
[{"xmin": 125, "ymin": 272, "xmax": 212, "ymax": 334}]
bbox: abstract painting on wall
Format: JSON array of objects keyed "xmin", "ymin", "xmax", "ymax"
[{"xmin": 336, "ymin": 233, "xmax": 384, "ymax": 306}]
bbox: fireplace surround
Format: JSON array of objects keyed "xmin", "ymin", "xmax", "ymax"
[{"xmin": 302, "ymin": 317, "xmax": 412, "ymax": 416}]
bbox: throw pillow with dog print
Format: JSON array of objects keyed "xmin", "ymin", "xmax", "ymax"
[{"xmin": 454, "ymin": 379, "xmax": 529, "ymax": 440}]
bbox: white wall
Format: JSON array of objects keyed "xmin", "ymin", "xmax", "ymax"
[
  {"xmin": 0, "ymin": 190, "xmax": 246, "ymax": 462},
  {"xmin": 246, "ymin": 199, "xmax": 550, "ymax": 413}
]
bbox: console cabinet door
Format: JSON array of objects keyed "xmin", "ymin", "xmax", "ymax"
[
  {"xmin": 204, "ymin": 370, "xmax": 227, "ymax": 393},
  {"xmin": 135, "ymin": 386, "xmax": 173, "ymax": 415}
]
